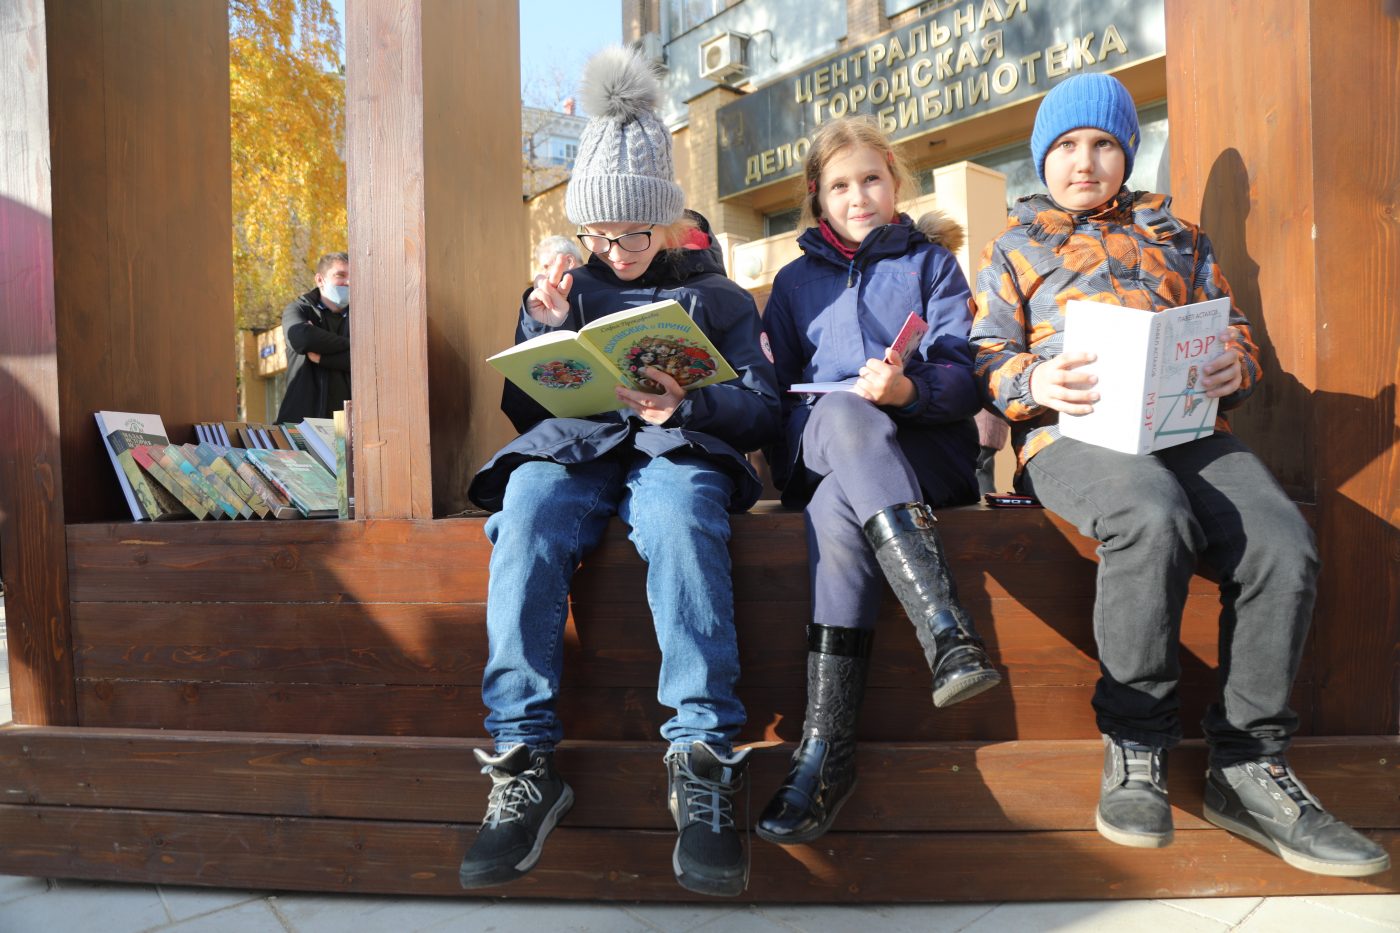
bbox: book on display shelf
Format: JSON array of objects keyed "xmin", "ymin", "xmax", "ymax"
[
  {"xmin": 104, "ymin": 428, "xmax": 190, "ymax": 521},
  {"xmin": 94, "ymin": 410, "xmax": 171, "ymax": 520},
  {"xmin": 246, "ymin": 449, "xmax": 339, "ymax": 518}
]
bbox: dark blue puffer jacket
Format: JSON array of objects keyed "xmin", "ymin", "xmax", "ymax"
[
  {"xmin": 762, "ymin": 211, "xmax": 980, "ymax": 507},
  {"xmin": 468, "ymin": 224, "xmax": 781, "ymax": 512}
]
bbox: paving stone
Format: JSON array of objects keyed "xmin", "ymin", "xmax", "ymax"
[
  {"xmin": 165, "ymin": 898, "xmax": 287, "ymax": 932},
  {"xmin": 0, "ymin": 880, "xmax": 168, "ymax": 933},
  {"xmin": 1237, "ymin": 896, "xmax": 1399, "ymax": 932},
  {"xmin": 158, "ymin": 886, "xmax": 270, "ymax": 923},
  {"xmin": 754, "ymin": 902, "xmax": 998, "ymax": 933},
  {"xmin": 269, "ymin": 893, "xmax": 494, "ymax": 933},
  {"xmin": 1157, "ymin": 896, "xmax": 1265, "ymax": 925},
  {"xmin": 962, "ymin": 899, "xmax": 1229, "ymax": 933}
]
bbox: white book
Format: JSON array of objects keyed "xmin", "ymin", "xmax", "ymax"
[
  {"xmin": 94, "ymin": 410, "xmax": 170, "ymax": 520},
  {"xmin": 787, "ymin": 381, "xmax": 857, "ymax": 395},
  {"xmin": 1059, "ymin": 297, "xmax": 1230, "ymax": 455}
]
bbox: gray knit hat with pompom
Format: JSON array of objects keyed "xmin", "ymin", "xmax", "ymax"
[{"xmin": 565, "ymin": 47, "xmax": 684, "ymax": 227}]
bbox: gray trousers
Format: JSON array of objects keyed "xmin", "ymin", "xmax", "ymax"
[{"xmin": 1020, "ymin": 432, "xmax": 1319, "ymax": 765}]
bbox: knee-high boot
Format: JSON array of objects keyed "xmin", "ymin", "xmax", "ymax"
[
  {"xmin": 756, "ymin": 624, "xmax": 872, "ymax": 846},
  {"xmin": 863, "ymin": 502, "xmax": 1002, "ymax": 708}
]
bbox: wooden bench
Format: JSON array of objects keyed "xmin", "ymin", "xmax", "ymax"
[{"xmin": 0, "ymin": 506, "xmax": 1394, "ymax": 901}]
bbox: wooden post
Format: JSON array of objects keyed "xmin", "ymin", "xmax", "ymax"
[
  {"xmin": 0, "ymin": 0, "xmax": 77, "ymax": 726},
  {"xmin": 345, "ymin": 0, "xmax": 525, "ymax": 519},
  {"xmin": 1166, "ymin": 0, "xmax": 1400, "ymax": 735}
]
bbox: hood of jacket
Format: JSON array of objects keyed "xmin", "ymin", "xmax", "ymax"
[
  {"xmin": 1007, "ymin": 188, "xmax": 1185, "ymax": 250},
  {"xmin": 795, "ymin": 210, "xmax": 965, "ymax": 268}
]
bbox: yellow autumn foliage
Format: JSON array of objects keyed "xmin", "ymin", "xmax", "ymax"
[{"xmin": 230, "ymin": 0, "xmax": 346, "ymax": 331}]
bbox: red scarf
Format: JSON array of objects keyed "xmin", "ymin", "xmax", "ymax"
[{"xmin": 817, "ymin": 214, "xmax": 904, "ymax": 259}]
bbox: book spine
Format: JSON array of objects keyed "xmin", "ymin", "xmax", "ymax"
[{"xmin": 1141, "ymin": 315, "xmax": 1165, "ymax": 454}]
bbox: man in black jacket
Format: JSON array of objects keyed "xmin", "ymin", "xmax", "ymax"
[{"xmin": 275, "ymin": 252, "xmax": 351, "ymax": 423}]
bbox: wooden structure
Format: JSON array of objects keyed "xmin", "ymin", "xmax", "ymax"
[{"xmin": 0, "ymin": 0, "xmax": 1396, "ymax": 902}]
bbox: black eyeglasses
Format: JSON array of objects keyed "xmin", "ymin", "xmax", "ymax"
[{"xmin": 577, "ymin": 227, "xmax": 655, "ymax": 255}]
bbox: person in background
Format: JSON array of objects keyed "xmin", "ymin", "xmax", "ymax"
[
  {"xmin": 532, "ymin": 234, "xmax": 585, "ymax": 288},
  {"xmin": 275, "ymin": 251, "xmax": 351, "ymax": 423},
  {"xmin": 971, "ymin": 73, "xmax": 1388, "ymax": 877}
]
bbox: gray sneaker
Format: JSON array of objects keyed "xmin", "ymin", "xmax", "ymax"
[
  {"xmin": 1204, "ymin": 757, "xmax": 1390, "ymax": 877},
  {"xmin": 1095, "ymin": 733, "xmax": 1173, "ymax": 848}
]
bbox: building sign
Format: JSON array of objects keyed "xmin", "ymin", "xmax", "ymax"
[{"xmin": 715, "ymin": 0, "xmax": 1164, "ymax": 198}]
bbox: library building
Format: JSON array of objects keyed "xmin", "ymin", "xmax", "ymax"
[{"xmin": 1, "ymin": 0, "xmax": 1397, "ymax": 907}]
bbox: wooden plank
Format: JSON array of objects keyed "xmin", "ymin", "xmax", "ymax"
[
  {"xmin": 75, "ymin": 679, "xmax": 1308, "ymax": 744},
  {"xmin": 345, "ymin": 0, "xmax": 435, "ymax": 518},
  {"xmin": 0, "ymin": 804, "xmax": 1392, "ymax": 900},
  {"xmin": 66, "ymin": 509, "xmax": 1229, "ymax": 605},
  {"xmin": 70, "ymin": 594, "xmax": 1252, "ymax": 687},
  {"xmin": 2, "ymin": 730, "xmax": 1393, "ymax": 833},
  {"xmin": 0, "ymin": 0, "xmax": 78, "ymax": 725}
]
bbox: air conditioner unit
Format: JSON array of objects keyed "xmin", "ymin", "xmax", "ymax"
[
  {"xmin": 698, "ymin": 32, "xmax": 749, "ymax": 84},
  {"xmin": 634, "ymin": 31, "xmax": 665, "ymax": 67}
]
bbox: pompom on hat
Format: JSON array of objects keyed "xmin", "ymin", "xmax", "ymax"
[
  {"xmin": 565, "ymin": 47, "xmax": 684, "ymax": 227},
  {"xmin": 1029, "ymin": 73, "xmax": 1140, "ymax": 184}
]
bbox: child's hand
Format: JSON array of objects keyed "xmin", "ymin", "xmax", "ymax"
[
  {"xmin": 1202, "ymin": 343, "xmax": 1243, "ymax": 398},
  {"xmin": 1030, "ymin": 352, "xmax": 1099, "ymax": 414},
  {"xmin": 526, "ymin": 253, "xmax": 574, "ymax": 326},
  {"xmin": 853, "ymin": 350, "xmax": 917, "ymax": 407},
  {"xmin": 617, "ymin": 367, "xmax": 685, "ymax": 425}
]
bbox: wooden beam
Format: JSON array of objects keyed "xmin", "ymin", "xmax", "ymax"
[
  {"xmin": 1166, "ymin": 1, "xmax": 1400, "ymax": 736},
  {"xmin": 0, "ymin": 0, "xmax": 77, "ymax": 725},
  {"xmin": 2, "ymin": 730, "xmax": 1393, "ymax": 833},
  {"xmin": 344, "ymin": 0, "xmax": 435, "ymax": 518},
  {"xmin": 0, "ymin": 804, "xmax": 1392, "ymax": 900},
  {"xmin": 344, "ymin": 0, "xmax": 525, "ymax": 518}
]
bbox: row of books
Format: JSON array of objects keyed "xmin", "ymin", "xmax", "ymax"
[
  {"xmin": 96, "ymin": 410, "xmax": 351, "ymax": 522},
  {"xmin": 192, "ymin": 419, "xmax": 339, "ymax": 476}
]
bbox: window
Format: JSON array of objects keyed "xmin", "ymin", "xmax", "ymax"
[
  {"xmin": 764, "ymin": 207, "xmax": 800, "ymax": 238},
  {"xmin": 666, "ymin": 0, "xmax": 726, "ymax": 38}
]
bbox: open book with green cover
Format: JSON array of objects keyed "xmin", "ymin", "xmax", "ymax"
[{"xmin": 487, "ymin": 299, "xmax": 738, "ymax": 418}]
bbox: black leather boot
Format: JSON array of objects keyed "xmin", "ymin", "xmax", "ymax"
[
  {"xmin": 862, "ymin": 502, "xmax": 1002, "ymax": 708},
  {"xmin": 756, "ymin": 625, "xmax": 872, "ymax": 846}
]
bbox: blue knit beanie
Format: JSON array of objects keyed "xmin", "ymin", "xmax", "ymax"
[{"xmin": 1030, "ymin": 73, "xmax": 1140, "ymax": 184}]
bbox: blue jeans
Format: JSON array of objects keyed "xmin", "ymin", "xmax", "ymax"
[{"xmin": 481, "ymin": 451, "xmax": 744, "ymax": 754}]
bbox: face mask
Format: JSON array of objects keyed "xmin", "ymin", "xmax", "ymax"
[{"xmin": 321, "ymin": 283, "xmax": 349, "ymax": 307}]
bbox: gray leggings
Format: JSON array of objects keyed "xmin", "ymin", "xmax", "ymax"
[{"xmin": 800, "ymin": 391, "xmax": 966, "ymax": 630}]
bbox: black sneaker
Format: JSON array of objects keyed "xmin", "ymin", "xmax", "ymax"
[
  {"xmin": 1095, "ymin": 733, "xmax": 1173, "ymax": 848},
  {"xmin": 666, "ymin": 741, "xmax": 750, "ymax": 897},
  {"xmin": 458, "ymin": 745, "xmax": 574, "ymax": 889},
  {"xmin": 1204, "ymin": 757, "xmax": 1391, "ymax": 877}
]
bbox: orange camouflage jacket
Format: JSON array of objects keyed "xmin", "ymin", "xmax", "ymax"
[{"xmin": 970, "ymin": 189, "xmax": 1261, "ymax": 467}]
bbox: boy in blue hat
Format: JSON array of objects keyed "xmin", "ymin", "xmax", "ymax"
[{"xmin": 970, "ymin": 73, "xmax": 1388, "ymax": 877}]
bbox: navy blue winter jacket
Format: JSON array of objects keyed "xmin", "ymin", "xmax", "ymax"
[
  {"xmin": 762, "ymin": 212, "xmax": 980, "ymax": 507},
  {"xmin": 468, "ymin": 229, "xmax": 781, "ymax": 512}
]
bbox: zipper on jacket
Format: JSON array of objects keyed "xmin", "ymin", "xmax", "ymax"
[{"xmin": 846, "ymin": 258, "xmax": 856, "ymax": 288}]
